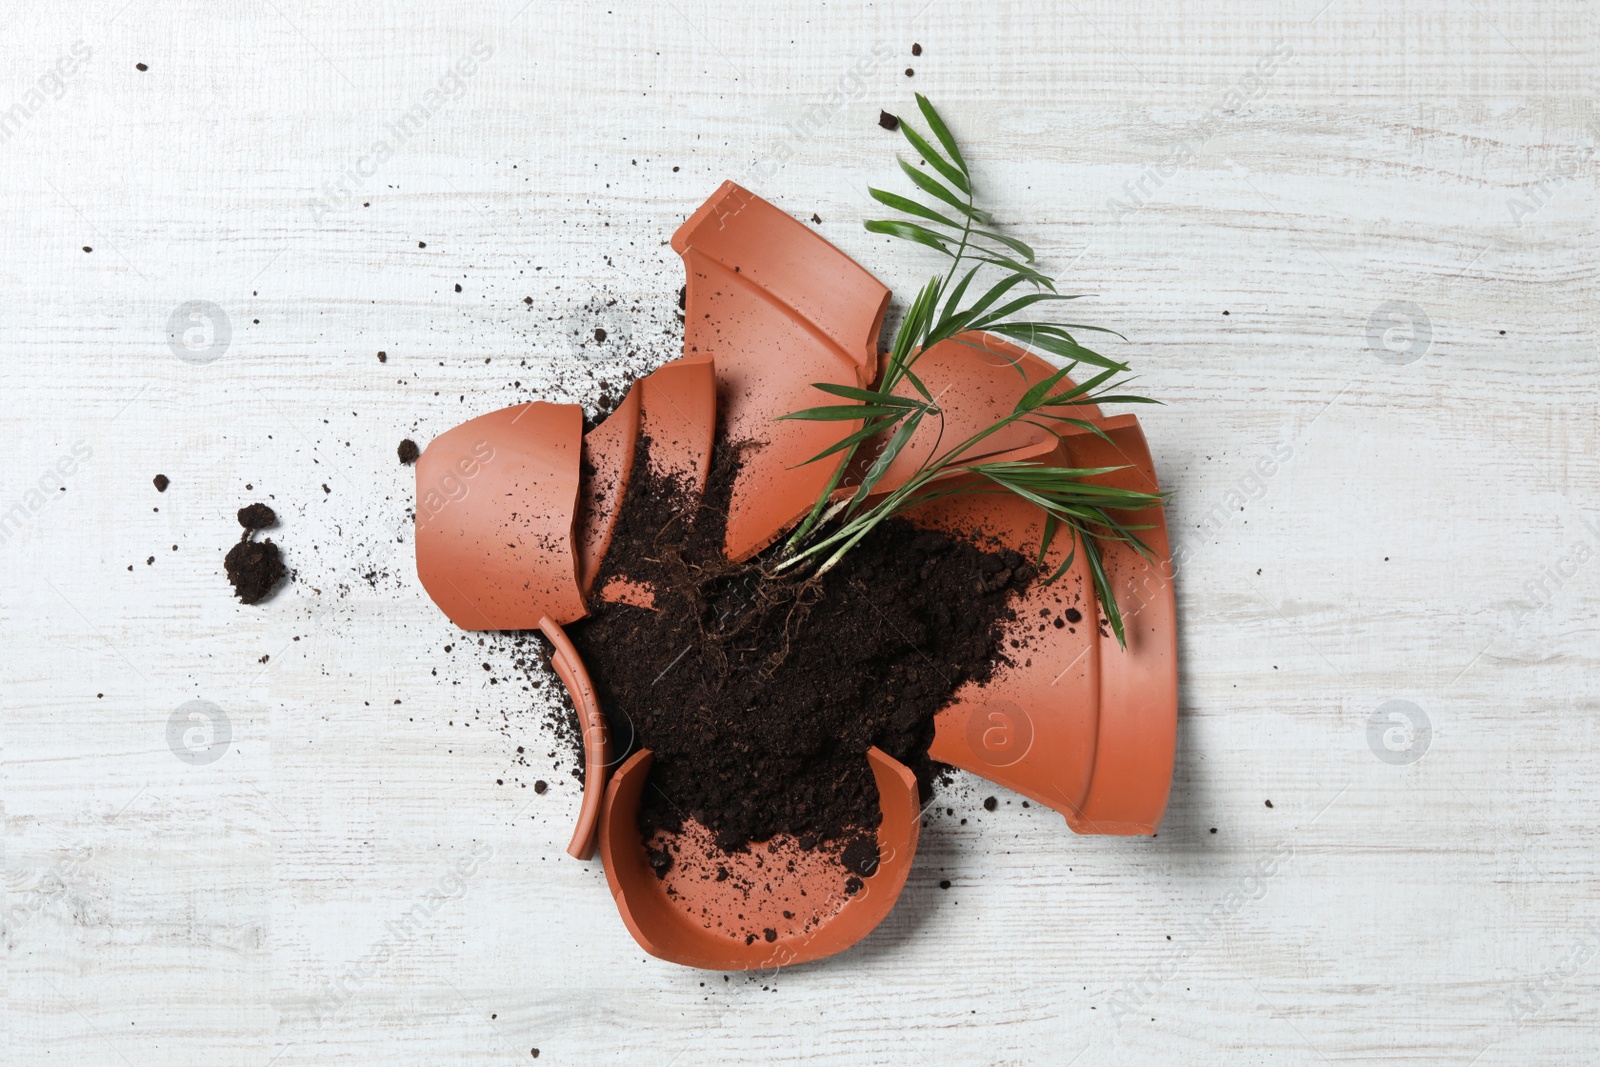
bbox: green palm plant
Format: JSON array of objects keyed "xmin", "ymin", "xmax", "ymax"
[{"xmin": 776, "ymin": 95, "xmax": 1165, "ymax": 646}]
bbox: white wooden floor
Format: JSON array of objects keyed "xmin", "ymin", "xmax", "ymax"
[{"xmin": 3, "ymin": 1, "xmax": 1597, "ymax": 1063}]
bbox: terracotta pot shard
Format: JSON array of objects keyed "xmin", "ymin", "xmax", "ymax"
[
  {"xmin": 576, "ymin": 385, "xmax": 641, "ymax": 598},
  {"xmin": 673, "ymin": 181, "xmax": 890, "ymax": 563},
  {"xmin": 415, "ymin": 401, "xmax": 587, "ymax": 631},
  {"xmin": 598, "ymin": 747, "xmax": 920, "ymax": 970},
  {"xmin": 414, "ymin": 401, "xmax": 615, "ymax": 858},
  {"xmin": 581, "ymin": 354, "xmax": 717, "ymax": 609},
  {"xmin": 872, "ymin": 334, "xmax": 1066, "ymax": 491},
  {"xmin": 895, "ymin": 334, "xmax": 1176, "ymax": 836}
]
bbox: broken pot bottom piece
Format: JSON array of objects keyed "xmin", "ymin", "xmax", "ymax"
[
  {"xmin": 644, "ymin": 824, "xmax": 872, "ymax": 942},
  {"xmin": 600, "ymin": 748, "xmax": 920, "ymax": 969}
]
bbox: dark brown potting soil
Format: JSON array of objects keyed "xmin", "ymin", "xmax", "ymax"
[
  {"xmin": 566, "ymin": 433, "xmax": 1033, "ymax": 860},
  {"xmin": 397, "ymin": 438, "xmax": 420, "ymax": 465},
  {"xmin": 227, "ymin": 502, "xmax": 286, "ymax": 604},
  {"xmin": 237, "ymin": 503, "xmax": 277, "ymax": 530},
  {"xmin": 225, "ymin": 536, "xmax": 285, "ymax": 604}
]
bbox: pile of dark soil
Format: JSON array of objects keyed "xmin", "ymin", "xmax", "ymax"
[
  {"xmin": 226, "ymin": 503, "xmax": 286, "ymax": 604},
  {"xmin": 566, "ymin": 434, "xmax": 1033, "ymax": 860}
]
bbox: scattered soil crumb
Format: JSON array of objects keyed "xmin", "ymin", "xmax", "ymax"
[
  {"xmin": 226, "ymin": 538, "xmax": 285, "ymax": 604},
  {"xmin": 237, "ymin": 503, "xmax": 277, "ymax": 530}
]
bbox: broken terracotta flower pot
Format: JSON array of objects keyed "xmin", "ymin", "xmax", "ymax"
[
  {"xmin": 673, "ymin": 181, "xmax": 890, "ymax": 562},
  {"xmin": 414, "ymin": 353, "xmax": 717, "ymax": 861},
  {"xmin": 598, "ymin": 747, "xmax": 922, "ymax": 970},
  {"xmin": 415, "ymin": 182, "xmax": 1176, "ymax": 971}
]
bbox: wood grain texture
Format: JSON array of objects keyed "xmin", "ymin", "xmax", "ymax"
[{"xmin": 2, "ymin": 0, "xmax": 1596, "ymax": 1063}]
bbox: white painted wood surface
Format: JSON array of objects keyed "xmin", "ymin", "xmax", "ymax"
[{"xmin": 3, "ymin": 1, "xmax": 1597, "ymax": 1063}]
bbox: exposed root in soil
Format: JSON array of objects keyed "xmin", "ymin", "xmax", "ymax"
[{"xmin": 565, "ymin": 431, "xmax": 1035, "ymax": 857}]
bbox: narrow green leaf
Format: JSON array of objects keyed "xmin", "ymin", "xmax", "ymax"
[
  {"xmin": 1040, "ymin": 364, "xmax": 1121, "ymax": 403},
  {"xmin": 971, "ymin": 228, "xmax": 1035, "ymax": 263},
  {"xmin": 887, "ymin": 276, "xmax": 943, "ymax": 381},
  {"xmin": 1050, "ymin": 322, "xmax": 1130, "ymax": 341},
  {"xmin": 916, "ymin": 93, "xmax": 969, "ymax": 178},
  {"xmin": 928, "ymin": 307, "xmax": 991, "ymax": 346},
  {"xmin": 1124, "ymin": 528, "xmax": 1159, "ymax": 564},
  {"xmin": 907, "ymin": 272, "xmax": 943, "ymax": 335},
  {"xmin": 1079, "ymin": 394, "xmax": 1162, "ymax": 406},
  {"xmin": 989, "ymin": 324, "xmax": 1128, "ymax": 370},
  {"xmin": 791, "ymin": 415, "xmax": 904, "ymax": 467},
  {"xmin": 852, "ymin": 408, "xmax": 925, "ymax": 508},
  {"xmin": 898, "ymin": 159, "xmax": 976, "ymax": 218},
  {"xmin": 808, "ymin": 382, "xmax": 922, "ymax": 406},
  {"xmin": 1042, "ymin": 528, "xmax": 1078, "ymax": 584},
  {"xmin": 1084, "ymin": 536, "xmax": 1126, "ymax": 647},
  {"xmin": 972, "ymin": 254, "xmax": 1057, "ymax": 290},
  {"xmin": 937, "ymin": 264, "xmax": 983, "ymax": 330},
  {"xmin": 971, "ymin": 460, "xmax": 1127, "ymax": 480},
  {"xmin": 1030, "ymin": 414, "xmax": 1110, "ymax": 439},
  {"xmin": 1037, "ymin": 512, "xmax": 1059, "ymax": 568},
  {"xmin": 900, "ymin": 122, "xmax": 971, "ymax": 196},
  {"xmin": 865, "ymin": 218, "xmax": 953, "ymax": 257},
  {"xmin": 940, "ymin": 273, "xmax": 1034, "ymax": 339},
  {"xmin": 1015, "ymin": 365, "xmax": 1076, "ymax": 413},
  {"xmin": 777, "ymin": 403, "xmax": 910, "ymax": 422},
  {"xmin": 869, "ymin": 187, "xmax": 962, "ymax": 230},
  {"xmin": 901, "ymin": 366, "xmax": 934, "ymax": 402},
  {"xmin": 1045, "ymin": 548, "xmax": 1078, "ymax": 584},
  {"xmin": 965, "ymin": 291, "xmax": 1077, "ymax": 330}
]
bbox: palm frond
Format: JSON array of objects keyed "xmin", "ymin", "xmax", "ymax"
[{"xmin": 779, "ymin": 96, "xmax": 1167, "ymax": 647}]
